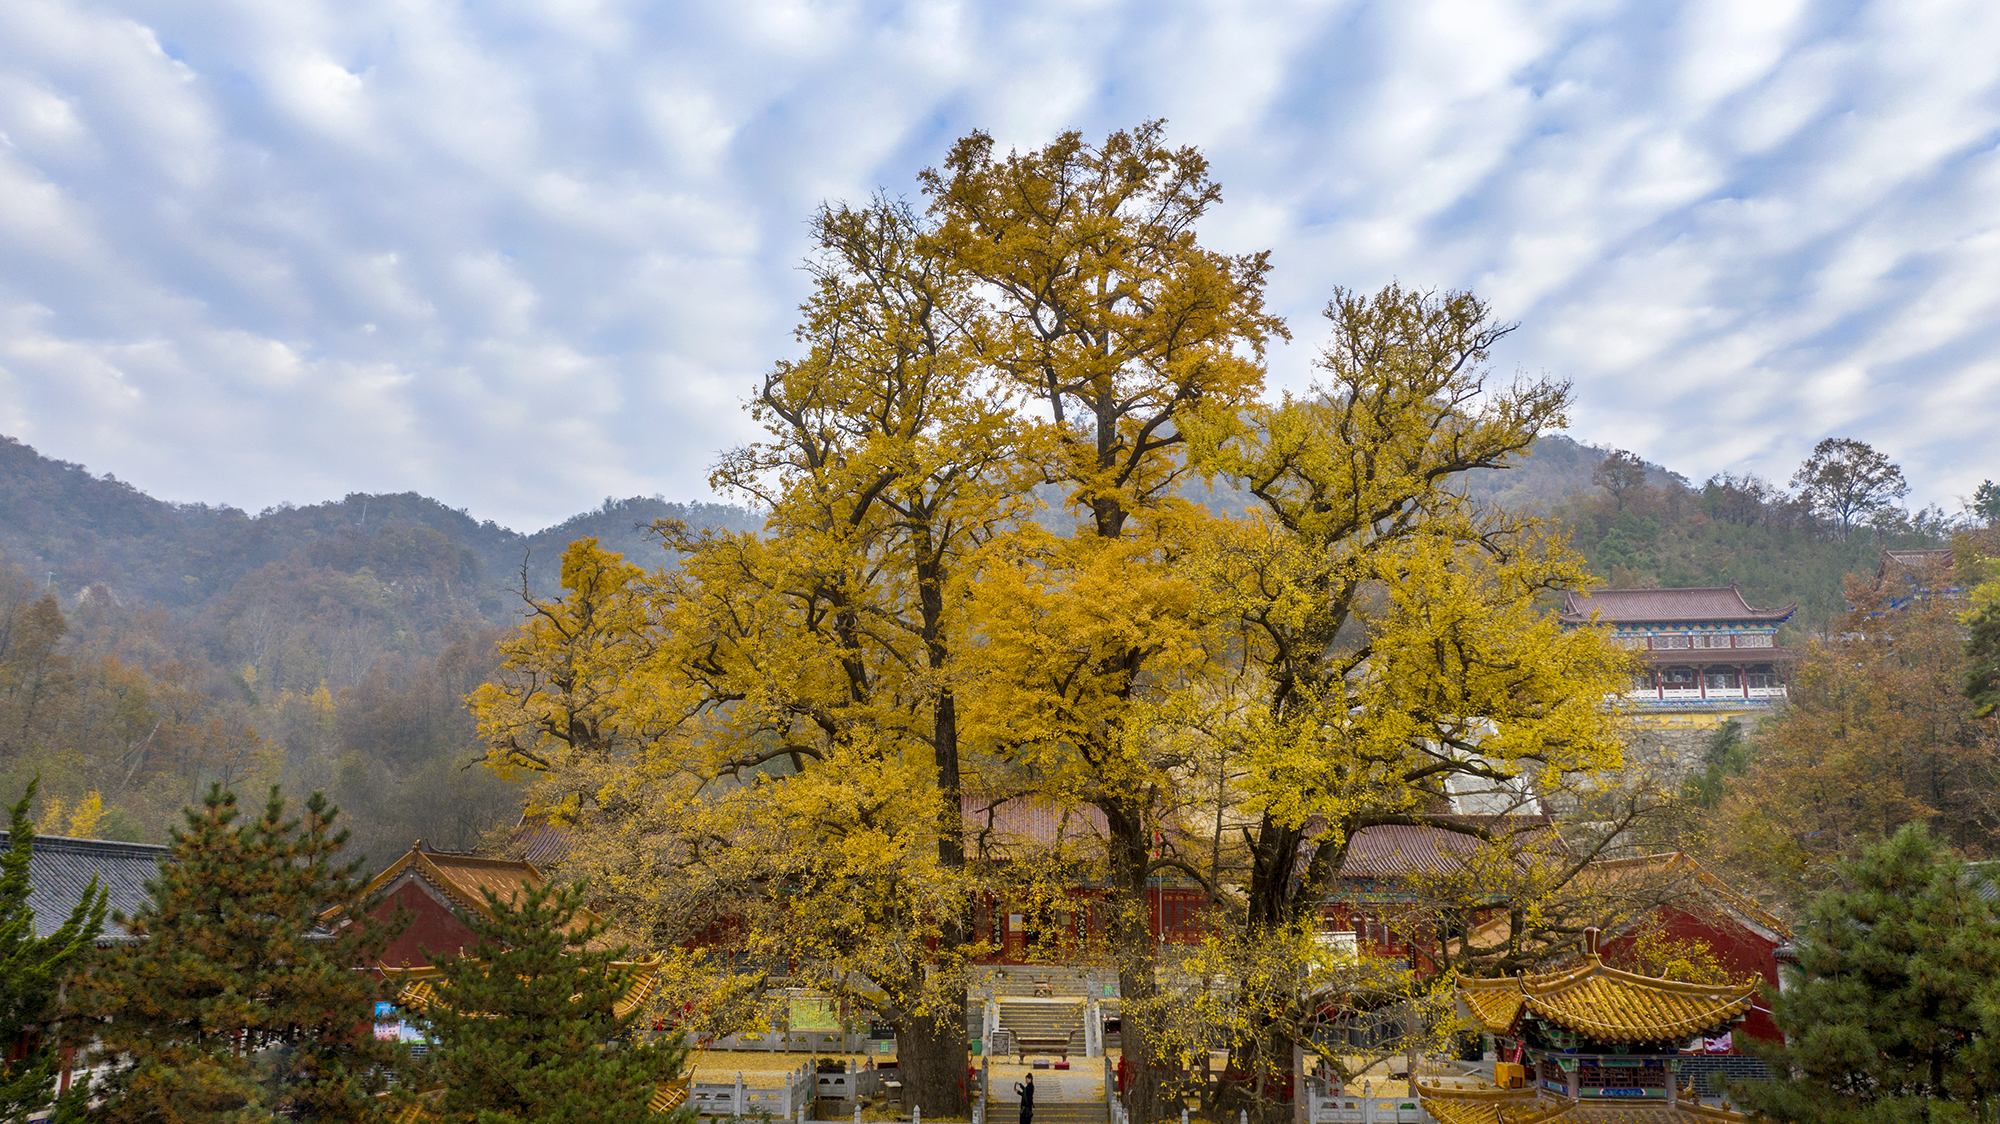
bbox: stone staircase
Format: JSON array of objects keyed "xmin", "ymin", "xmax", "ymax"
[
  {"xmin": 995, "ymin": 1000, "xmax": 1084, "ymax": 1059},
  {"xmin": 1021, "ymin": 1102, "xmax": 1108, "ymax": 1124},
  {"xmin": 988, "ymin": 1070, "xmax": 1108, "ymax": 1124}
]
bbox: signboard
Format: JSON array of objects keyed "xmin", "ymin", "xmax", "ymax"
[
  {"xmin": 791, "ymin": 998, "xmax": 841, "ymax": 1033},
  {"xmin": 869, "ymin": 1020, "xmax": 897, "ymax": 1040}
]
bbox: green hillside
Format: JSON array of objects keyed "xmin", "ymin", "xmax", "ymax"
[
  {"xmin": 1553, "ymin": 469, "xmax": 1956, "ymax": 635},
  {"xmin": 0, "ymin": 435, "xmax": 758, "ymax": 864}
]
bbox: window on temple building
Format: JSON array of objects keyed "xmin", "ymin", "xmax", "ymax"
[
  {"xmin": 1747, "ymin": 666, "xmax": 1781, "ymax": 689},
  {"xmin": 1738, "ymin": 634, "xmax": 1774, "ymax": 648},
  {"xmin": 1656, "ymin": 635, "xmax": 1691, "ymax": 649},
  {"xmin": 1661, "ymin": 667, "xmax": 1696, "ymax": 686},
  {"xmin": 1705, "ymin": 667, "xmax": 1741, "ymax": 690}
]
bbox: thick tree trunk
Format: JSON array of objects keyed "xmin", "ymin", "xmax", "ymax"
[
  {"xmin": 908, "ymin": 553, "xmax": 971, "ymax": 1113},
  {"xmin": 1105, "ymin": 804, "xmax": 1169, "ymax": 1124},
  {"xmin": 1219, "ymin": 1021, "xmax": 1294, "ymax": 1124},
  {"xmin": 1222, "ymin": 816, "xmax": 1353, "ymax": 1124},
  {"xmin": 899, "ymin": 993, "xmax": 971, "ymax": 1115}
]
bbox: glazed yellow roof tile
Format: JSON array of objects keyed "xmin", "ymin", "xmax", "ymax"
[
  {"xmin": 1414, "ymin": 1078, "xmax": 1556, "ymax": 1124},
  {"xmin": 353, "ymin": 846, "xmax": 606, "ymax": 936},
  {"xmin": 1418, "ymin": 1094, "xmax": 1574, "ymax": 1124},
  {"xmin": 651, "ymin": 1075, "xmax": 692, "ymax": 1114},
  {"xmin": 383, "ymin": 954, "xmax": 664, "ymax": 1019},
  {"xmin": 385, "ymin": 1076, "xmax": 688, "ymax": 1122},
  {"xmin": 1459, "ymin": 975, "xmax": 1529, "ymax": 1034},
  {"xmin": 1454, "ymin": 956, "xmax": 1757, "ymax": 1042}
]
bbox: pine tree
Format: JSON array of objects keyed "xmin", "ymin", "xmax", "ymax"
[
  {"xmin": 1735, "ymin": 824, "xmax": 2000, "ymax": 1123},
  {"xmin": 1, "ymin": 777, "xmax": 107, "ymax": 1122},
  {"xmin": 75, "ymin": 784, "xmax": 407, "ymax": 1123},
  {"xmin": 413, "ymin": 878, "xmax": 691, "ymax": 1124}
]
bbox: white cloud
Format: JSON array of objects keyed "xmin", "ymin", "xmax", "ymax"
[{"xmin": 0, "ymin": 0, "xmax": 1996, "ymax": 529}]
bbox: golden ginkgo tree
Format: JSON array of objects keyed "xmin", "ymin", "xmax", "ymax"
[
  {"xmin": 926, "ymin": 120, "xmax": 1288, "ymax": 1124},
  {"xmin": 469, "ymin": 123, "xmax": 1645, "ymax": 1124},
  {"xmin": 1168, "ymin": 285, "xmax": 1633, "ymax": 1111}
]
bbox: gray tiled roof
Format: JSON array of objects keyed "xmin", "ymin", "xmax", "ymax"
[
  {"xmin": 1967, "ymin": 861, "xmax": 1999, "ymax": 902},
  {"xmin": 1560, "ymin": 585, "xmax": 1797, "ymax": 625},
  {"xmin": 0, "ymin": 832, "xmax": 169, "ymax": 940}
]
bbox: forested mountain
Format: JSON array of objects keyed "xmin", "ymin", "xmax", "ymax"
[
  {"xmin": 0, "ymin": 435, "xmax": 760, "ymax": 614},
  {"xmin": 0, "ymin": 429, "xmax": 1972, "ymax": 864},
  {"xmin": 1545, "ymin": 453, "xmax": 1960, "ymax": 635},
  {"xmin": 0, "ymin": 435, "xmax": 758, "ymax": 863}
]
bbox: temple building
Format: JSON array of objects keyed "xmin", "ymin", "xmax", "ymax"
[
  {"xmin": 1418, "ymin": 928, "xmax": 1758, "ymax": 1123},
  {"xmin": 357, "ymin": 840, "xmax": 688, "ymax": 1121},
  {"xmin": 1559, "ymin": 586, "xmax": 1795, "ymax": 715},
  {"xmin": 353, "ymin": 840, "xmax": 598, "ymax": 968}
]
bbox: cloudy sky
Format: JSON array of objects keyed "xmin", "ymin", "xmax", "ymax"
[{"xmin": 2, "ymin": 0, "xmax": 1997, "ymax": 530}]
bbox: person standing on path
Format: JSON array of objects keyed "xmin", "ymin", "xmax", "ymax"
[{"xmin": 1015, "ymin": 1073, "xmax": 1034, "ymax": 1124}]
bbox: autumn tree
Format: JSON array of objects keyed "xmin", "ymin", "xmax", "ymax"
[
  {"xmin": 76, "ymin": 785, "xmax": 405, "ymax": 1124},
  {"xmin": 0, "ymin": 590, "xmax": 72, "ymax": 762},
  {"xmin": 1592, "ymin": 449, "xmax": 1648, "ymax": 512},
  {"xmin": 924, "ymin": 120, "xmax": 1285, "ymax": 1124},
  {"xmin": 470, "ymin": 544, "xmax": 672, "ymax": 800},
  {"xmin": 1790, "ymin": 437, "xmax": 1908, "ymax": 539},
  {"xmin": 473, "ymin": 197, "xmax": 1031, "ymax": 1112},
  {"xmin": 1966, "ymin": 533, "xmax": 2000, "ymax": 718},
  {"xmin": 1174, "ymin": 285, "xmax": 1630, "ymax": 1111},
  {"xmin": 1709, "ymin": 555, "xmax": 1999, "ymax": 910}
]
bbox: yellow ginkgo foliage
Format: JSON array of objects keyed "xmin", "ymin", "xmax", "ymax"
[
  {"xmin": 1156, "ymin": 285, "xmax": 1636, "ymax": 1105},
  {"xmin": 471, "ymin": 195, "xmax": 1031, "ymax": 1114},
  {"xmin": 38, "ymin": 789, "xmax": 106, "ymax": 838},
  {"xmin": 927, "ymin": 121, "xmax": 1286, "ymax": 1124}
]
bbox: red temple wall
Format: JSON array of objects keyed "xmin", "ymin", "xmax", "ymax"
[
  {"xmin": 965, "ymin": 887, "xmax": 1209, "ymax": 963},
  {"xmin": 1599, "ymin": 905, "xmax": 1783, "ymax": 1043},
  {"xmin": 374, "ymin": 880, "xmax": 479, "ymax": 968}
]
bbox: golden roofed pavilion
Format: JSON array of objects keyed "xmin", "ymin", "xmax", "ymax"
[
  {"xmin": 1457, "ymin": 956, "xmax": 1757, "ymax": 1045},
  {"xmin": 1418, "ymin": 929, "xmax": 1757, "ymax": 1123}
]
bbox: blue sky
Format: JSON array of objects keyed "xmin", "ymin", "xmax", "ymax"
[{"xmin": 2, "ymin": 0, "xmax": 1997, "ymax": 530}]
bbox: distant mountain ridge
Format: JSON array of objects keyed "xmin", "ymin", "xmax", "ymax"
[
  {"xmin": 2, "ymin": 428, "xmax": 1921, "ymax": 642},
  {"xmin": 0, "ymin": 435, "xmax": 762, "ymax": 621}
]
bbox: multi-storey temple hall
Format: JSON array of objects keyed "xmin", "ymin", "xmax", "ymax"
[
  {"xmin": 1559, "ymin": 585, "xmax": 1794, "ymax": 709},
  {"xmin": 1559, "ymin": 586, "xmax": 1795, "ymax": 779}
]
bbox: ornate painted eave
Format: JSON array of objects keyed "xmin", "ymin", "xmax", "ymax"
[{"xmin": 1415, "ymin": 1088, "xmax": 1752, "ymax": 1124}]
